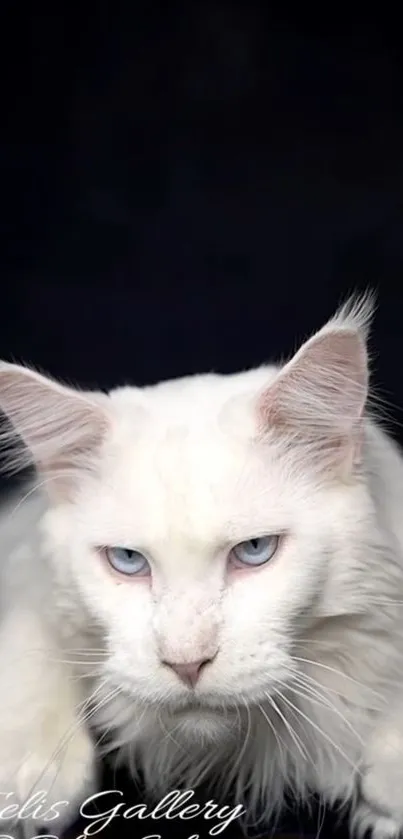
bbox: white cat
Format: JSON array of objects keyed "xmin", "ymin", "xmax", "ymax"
[{"xmin": 1, "ymin": 295, "xmax": 403, "ymax": 838}]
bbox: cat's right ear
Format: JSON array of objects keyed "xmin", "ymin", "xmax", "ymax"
[{"xmin": 0, "ymin": 362, "xmax": 111, "ymax": 496}]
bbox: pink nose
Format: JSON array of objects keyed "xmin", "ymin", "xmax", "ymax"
[{"xmin": 163, "ymin": 658, "xmax": 212, "ymax": 688}]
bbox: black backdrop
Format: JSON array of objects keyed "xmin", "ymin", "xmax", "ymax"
[{"xmin": 2, "ymin": 4, "xmax": 403, "ymax": 838}]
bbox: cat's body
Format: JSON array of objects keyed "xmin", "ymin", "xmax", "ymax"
[{"xmin": 1, "ymin": 297, "xmax": 403, "ymax": 838}]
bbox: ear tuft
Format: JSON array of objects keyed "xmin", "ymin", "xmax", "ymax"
[
  {"xmin": 323, "ymin": 290, "xmax": 376, "ymax": 341},
  {"xmin": 258, "ymin": 291, "xmax": 374, "ymax": 474}
]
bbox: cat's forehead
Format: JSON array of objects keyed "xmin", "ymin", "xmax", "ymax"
[
  {"xmin": 107, "ymin": 366, "xmax": 280, "ymax": 482},
  {"xmin": 110, "ymin": 366, "xmax": 278, "ymax": 425},
  {"xmin": 84, "ymin": 366, "xmax": 289, "ymax": 545}
]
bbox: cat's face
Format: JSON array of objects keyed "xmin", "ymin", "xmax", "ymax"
[
  {"xmin": 0, "ymin": 294, "xmax": 372, "ymax": 743},
  {"xmin": 56, "ymin": 401, "xmax": 367, "ymax": 732}
]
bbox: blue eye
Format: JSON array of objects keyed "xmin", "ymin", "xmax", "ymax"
[
  {"xmin": 231, "ymin": 536, "xmax": 279, "ymax": 567},
  {"xmin": 105, "ymin": 547, "xmax": 150, "ymax": 577}
]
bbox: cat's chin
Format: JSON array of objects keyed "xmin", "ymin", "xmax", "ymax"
[{"xmin": 170, "ymin": 706, "xmax": 236, "ymax": 743}]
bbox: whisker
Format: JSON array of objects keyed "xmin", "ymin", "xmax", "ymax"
[
  {"xmin": 276, "ymin": 690, "xmax": 361, "ymax": 776},
  {"xmin": 257, "ymin": 701, "xmax": 288, "ymax": 771},
  {"xmin": 267, "ymin": 689, "xmax": 310, "ymax": 763},
  {"xmin": 7, "ymin": 472, "xmax": 74, "ymax": 517},
  {"xmin": 72, "ymin": 670, "xmax": 102, "ymax": 683},
  {"xmin": 12, "ymin": 679, "xmax": 118, "ymax": 826},
  {"xmin": 46, "ymin": 658, "xmax": 106, "ymax": 666},
  {"xmin": 59, "ymin": 649, "xmax": 109, "ymax": 656},
  {"xmin": 229, "ymin": 701, "xmax": 251, "ymax": 777},
  {"xmin": 286, "ymin": 675, "xmax": 364, "ymax": 745},
  {"xmin": 292, "ymin": 656, "xmax": 385, "ymax": 701},
  {"xmin": 48, "ymin": 683, "xmax": 121, "ymax": 782},
  {"xmin": 157, "ymin": 709, "xmax": 189, "ymax": 752}
]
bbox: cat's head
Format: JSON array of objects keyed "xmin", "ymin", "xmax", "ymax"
[{"xmin": 0, "ymin": 295, "xmax": 375, "ymax": 741}]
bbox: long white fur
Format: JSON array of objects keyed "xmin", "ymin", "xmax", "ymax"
[{"xmin": 1, "ymin": 293, "xmax": 403, "ymax": 838}]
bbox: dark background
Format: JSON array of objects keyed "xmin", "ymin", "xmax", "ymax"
[{"xmin": 2, "ymin": 4, "xmax": 403, "ymax": 837}]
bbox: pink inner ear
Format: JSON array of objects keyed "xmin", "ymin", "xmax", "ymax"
[
  {"xmin": 0, "ymin": 363, "xmax": 111, "ymax": 494},
  {"xmin": 257, "ymin": 329, "xmax": 368, "ymax": 454}
]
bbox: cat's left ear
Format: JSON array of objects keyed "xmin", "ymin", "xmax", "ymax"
[
  {"xmin": 0, "ymin": 362, "xmax": 111, "ymax": 496},
  {"xmin": 258, "ymin": 295, "xmax": 373, "ymax": 475}
]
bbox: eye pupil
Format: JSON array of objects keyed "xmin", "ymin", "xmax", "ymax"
[
  {"xmin": 232, "ymin": 535, "xmax": 279, "ymax": 567},
  {"xmin": 104, "ymin": 546, "xmax": 149, "ymax": 577}
]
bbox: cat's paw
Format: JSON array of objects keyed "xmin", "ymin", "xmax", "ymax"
[
  {"xmin": 353, "ymin": 716, "xmax": 403, "ymax": 837},
  {"xmin": 361, "ymin": 752, "xmax": 403, "ymax": 826},
  {"xmin": 351, "ymin": 800, "xmax": 402, "ymax": 839},
  {"xmin": 0, "ymin": 724, "xmax": 96, "ymax": 838}
]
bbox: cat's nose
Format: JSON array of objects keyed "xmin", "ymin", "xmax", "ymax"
[{"xmin": 163, "ymin": 658, "xmax": 212, "ymax": 688}]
